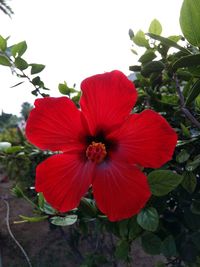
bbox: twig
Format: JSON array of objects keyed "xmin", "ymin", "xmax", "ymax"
[
  {"xmin": 2, "ymin": 198, "xmax": 33, "ymax": 267},
  {"xmin": 174, "ymin": 74, "xmax": 200, "ymax": 129}
]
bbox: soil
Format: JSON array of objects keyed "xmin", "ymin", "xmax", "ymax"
[{"xmin": 0, "ymin": 179, "xmax": 164, "ymax": 267}]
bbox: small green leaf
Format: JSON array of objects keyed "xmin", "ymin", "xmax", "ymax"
[
  {"xmin": 79, "ymin": 197, "xmax": 97, "ymax": 217},
  {"xmin": 141, "ymin": 61, "xmax": 165, "ymax": 77},
  {"xmin": 19, "ymin": 215, "xmax": 48, "ymax": 222},
  {"xmin": 40, "ymin": 200, "xmax": 57, "ymax": 215},
  {"xmin": 132, "ymin": 30, "xmax": 149, "ymax": 48},
  {"xmin": 141, "ymin": 232, "xmax": 162, "ymax": 255},
  {"xmin": 185, "ymin": 79, "xmax": 200, "ymax": 105},
  {"xmin": 186, "ymin": 155, "xmax": 200, "ymax": 171},
  {"xmin": 139, "ymin": 50, "xmax": 156, "ymax": 64},
  {"xmin": 191, "ymin": 199, "xmax": 200, "ymax": 215},
  {"xmin": 15, "ymin": 57, "xmax": 28, "ymax": 70},
  {"xmin": 11, "ymin": 41, "xmax": 27, "ymax": 57},
  {"xmin": 137, "ymin": 207, "xmax": 159, "ymax": 232},
  {"xmin": 148, "ymin": 170, "xmax": 183, "ymax": 196},
  {"xmin": 129, "ymin": 65, "xmax": 141, "ymax": 72},
  {"xmin": 176, "ymin": 149, "xmax": 190, "ymax": 163},
  {"xmin": 180, "ymin": 0, "xmax": 200, "ymax": 46},
  {"xmin": 149, "ymin": 19, "xmax": 162, "ymax": 35},
  {"xmin": 172, "ymin": 54, "xmax": 200, "ymax": 71},
  {"xmin": 0, "ymin": 35, "xmax": 7, "ymax": 51},
  {"xmin": 0, "ymin": 55, "xmax": 11, "ymax": 66},
  {"xmin": 30, "ymin": 63, "xmax": 45, "ymax": 74},
  {"xmin": 5, "ymin": 146, "xmax": 23, "ymax": 154},
  {"xmin": 50, "ymin": 215, "xmax": 78, "ymax": 226},
  {"xmin": 115, "ymin": 240, "xmax": 129, "ymax": 261},
  {"xmin": 182, "ymin": 172, "xmax": 197, "ymax": 193},
  {"xmin": 58, "ymin": 82, "xmax": 75, "ymax": 95},
  {"xmin": 161, "ymin": 235, "xmax": 176, "ymax": 257},
  {"xmin": 180, "ymin": 123, "xmax": 191, "ymax": 138},
  {"xmin": 147, "ymin": 33, "xmax": 190, "ymax": 54},
  {"xmin": 128, "ymin": 216, "xmax": 142, "ymax": 240},
  {"xmin": 168, "ymin": 35, "xmax": 182, "ymax": 42}
]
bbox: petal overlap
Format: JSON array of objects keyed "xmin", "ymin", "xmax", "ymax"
[
  {"xmin": 80, "ymin": 70, "xmax": 137, "ymax": 135},
  {"xmin": 93, "ymin": 158, "xmax": 151, "ymax": 221},
  {"xmin": 108, "ymin": 109, "xmax": 177, "ymax": 168},
  {"xmin": 26, "ymin": 97, "xmax": 88, "ymax": 152},
  {"xmin": 36, "ymin": 153, "xmax": 94, "ymax": 212}
]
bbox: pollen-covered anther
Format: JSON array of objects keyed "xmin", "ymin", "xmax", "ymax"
[{"xmin": 86, "ymin": 141, "xmax": 107, "ymax": 164}]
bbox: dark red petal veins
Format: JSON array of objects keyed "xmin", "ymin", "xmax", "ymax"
[
  {"xmin": 25, "ymin": 97, "xmax": 88, "ymax": 152},
  {"xmin": 93, "ymin": 159, "xmax": 151, "ymax": 221},
  {"xmin": 80, "ymin": 70, "xmax": 137, "ymax": 135},
  {"xmin": 109, "ymin": 110, "xmax": 177, "ymax": 168},
  {"xmin": 36, "ymin": 154, "xmax": 94, "ymax": 212}
]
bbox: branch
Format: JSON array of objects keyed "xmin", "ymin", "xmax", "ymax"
[
  {"xmin": 174, "ymin": 74, "xmax": 200, "ymax": 129},
  {"xmin": 1, "ymin": 198, "xmax": 33, "ymax": 267}
]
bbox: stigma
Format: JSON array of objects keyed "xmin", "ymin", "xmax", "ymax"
[{"xmin": 86, "ymin": 141, "xmax": 107, "ymax": 164}]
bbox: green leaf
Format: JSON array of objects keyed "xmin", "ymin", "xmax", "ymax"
[
  {"xmin": 129, "ymin": 65, "xmax": 141, "ymax": 72},
  {"xmin": 161, "ymin": 235, "xmax": 176, "ymax": 257},
  {"xmin": 176, "ymin": 149, "xmax": 190, "ymax": 163},
  {"xmin": 128, "ymin": 216, "xmax": 142, "ymax": 240},
  {"xmin": 58, "ymin": 82, "xmax": 75, "ymax": 95},
  {"xmin": 5, "ymin": 146, "xmax": 23, "ymax": 154},
  {"xmin": 19, "ymin": 215, "xmax": 48, "ymax": 223},
  {"xmin": 50, "ymin": 215, "xmax": 77, "ymax": 226},
  {"xmin": 191, "ymin": 199, "xmax": 200, "ymax": 215},
  {"xmin": 0, "ymin": 55, "xmax": 11, "ymax": 66},
  {"xmin": 180, "ymin": 0, "xmax": 200, "ymax": 46},
  {"xmin": 14, "ymin": 57, "xmax": 28, "ymax": 70},
  {"xmin": 139, "ymin": 50, "xmax": 156, "ymax": 64},
  {"xmin": 11, "ymin": 41, "xmax": 27, "ymax": 57},
  {"xmin": 182, "ymin": 172, "xmax": 197, "ymax": 193},
  {"xmin": 132, "ymin": 30, "xmax": 149, "ymax": 48},
  {"xmin": 40, "ymin": 200, "xmax": 57, "ymax": 215},
  {"xmin": 137, "ymin": 207, "xmax": 159, "ymax": 232},
  {"xmin": 141, "ymin": 232, "xmax": 162, "ymax": 255},
  {"xmin": 148, "ymin": 170, "xmax": 183, "ymax": 196},
  {"xmin": 191, "ymin": 232, "xmax": 200, "ymax": 250},
  {"xmin": 79, "ymin": 197, "xmax": 97, "ymax": 217},
  {"xmin": 168, "ymin": 35, "xmax": 182, "ymax": 42},
  {"xmin": 115, "ymin": 240, "xmax": 129, "ymax": 261},
  {"xmin": 0, "ymin": 35, "xmax": 7, "ymax": 51},
  {"xmin": 180, "ymin": 123, "xmax": 191, "ymax": 138},
  {"xmin": 149, "ymin": 19, "xmax": 162, "ymax": 35},
  {"xmin": 141, "ymin": 61, "xmax": 165, "ymax": 77},
  {"xmin": 186, "ymin": 155, "xmax": 200, "ymax": 171},
  {"xmin": 30, "ymin": 63, "xmax": 45, "ymax": 74},
  {"xmin": 172, "ymin": 54, "xmax": 200, "ymax": 71},
  {"xmin": 147, "ymin": 33, "xmax": 190, "ymax": 54},
  {"xmin": 195, "ymin": 94, "xmax": 200, "ymax": 111},
  {"xmin": 185, "ymin": 79, "xmax": 200, "ymax": 105}
]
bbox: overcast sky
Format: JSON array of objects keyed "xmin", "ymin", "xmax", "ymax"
[{"xmin": 0, "ymin": 0, "xmax": 183, "ymax": 115}]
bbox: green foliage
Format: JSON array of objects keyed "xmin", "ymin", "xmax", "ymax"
[
  {"xmin": 180, "ymin": 0, "xmax": 200, "ymax": 46},
  {"xmin": 148, "ymin": 170, "xmax": 183, "ymax": 196},
  {"xmin": 137, "ymin": 207, "xmax": 159, "ymax": 232},
  {"xmin": 1, "ymin": 2, "xmax": 200, "ymax": 266},
  {"xmin": 149, "ymin": 19, "xmax": 162, "ymax": 35}
]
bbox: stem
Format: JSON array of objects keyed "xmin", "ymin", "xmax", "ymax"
[
  {"xmin": 174, "ymin": 74, "xmax": 200, "ymax": 129},
  {"xmin": 2, "ymin": 198, "xmax": 33, "ymax": 267}
]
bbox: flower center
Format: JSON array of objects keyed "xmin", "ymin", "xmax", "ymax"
[{"xmin": 86, "ymin": 141, "xmax": 107, "ymax": 164}]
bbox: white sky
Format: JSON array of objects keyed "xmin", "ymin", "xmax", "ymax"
[{"xmin": 0, "ymin": 0, "xmax": 183, "ymax": 115}]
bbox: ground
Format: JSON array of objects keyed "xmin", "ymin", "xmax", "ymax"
[{"xmin": 0, "ymin": 179, "xmax": 163, "ymax": 267}]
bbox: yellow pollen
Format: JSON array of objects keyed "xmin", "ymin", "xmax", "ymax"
[{"xmin": 86, "ymin": 141, "xmax": 107, "ymax": 164}]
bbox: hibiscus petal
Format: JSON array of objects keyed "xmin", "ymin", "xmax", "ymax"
[
  {"xmin": 26, "ymin": 97, "xmax": 88, "ymax": 152},
  {"xmin": 93, "ymin": 159, "xmax": 151, "ymax": 221},
  {"xmin": 109, "ymin": 109, "xmax": 177, "ymax": 168},
  {"xmin": 80, "ymin": 70, "xmax": 137, "ymax": 135},
  {"xmin": 36, "ymin": 153, "xmax": 94, "ymax": 212}
]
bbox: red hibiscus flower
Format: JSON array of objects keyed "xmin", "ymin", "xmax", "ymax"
[{"xmin": 25, "ymin": 70, "xmax": 177, "ymax": 221}]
